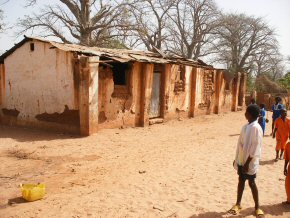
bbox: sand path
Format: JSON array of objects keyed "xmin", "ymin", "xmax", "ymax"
[{"xmin": 0, "ymin": 111, "xmax": 290, "ymax": 217}]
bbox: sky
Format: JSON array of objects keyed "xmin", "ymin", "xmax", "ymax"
[
  {"xmin": 215, "ymin": 0, "xmax": 290, "ymax": 70},
  {"xmin": 0, "ymin": 0, "xmax": 290, "ymax": 70}
]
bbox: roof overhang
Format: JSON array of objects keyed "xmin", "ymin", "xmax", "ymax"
[{"xmin": 0, "ymin": 36, "xmax": 212, "ymax": 69}]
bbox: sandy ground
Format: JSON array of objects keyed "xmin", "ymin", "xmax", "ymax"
[{"xmin": 0, "ymin": 111, "xmax": 290, "ymax": 218}]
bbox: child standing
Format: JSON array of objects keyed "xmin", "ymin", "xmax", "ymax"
[
  {"xmin": 229, "ymin": 105, "xmax": 264, "ymax": 217},
  {"xmin": 273, "ymin": 109, "xmax": 290, "ymax": 161},
  {"xmin": 283, "ymin": 142, "xmax": 290, "ymax": 204},
  {"xmin": 258, "ymin": 104, "xmax": 267, "ymax": 136},
  {"xmin": 271, "ymin": 97, "xmax": 284, "ymax": 135}
]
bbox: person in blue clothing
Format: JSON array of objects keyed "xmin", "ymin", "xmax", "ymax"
[
  {"xmin": 258, "ymin": 104, "xmax": 267, "ymax": 136},
  {"xmin": 271, "ymin": 97, "xmax": 284, "ymax": 135}
]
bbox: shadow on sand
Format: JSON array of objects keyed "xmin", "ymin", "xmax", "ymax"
[
  {"xmin": 0, "ymin": 125, "xmax": 80, "ymax": 142},
  {"xmin": 7, "ymin": 197, "xmax": 28, "ymax": 205},
  {"xmin": 229, "ymin": 134, "xmax": 240, "ymax": 137},
  {"xmin": 260, "ymin": 159, "xmax": 276, "ymax": 166},
  {"xmin": 189, "ymin": 203, "xmax": 290, "ymax": 218}
]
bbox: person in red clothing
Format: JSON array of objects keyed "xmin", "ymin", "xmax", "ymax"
[
  {"xmin": 273, "ymin": 109, "xmax": 290, "ymax": 161},
  {"xmin": 283, "ymin": 142, "xmax": 290, "ymax": 204}
]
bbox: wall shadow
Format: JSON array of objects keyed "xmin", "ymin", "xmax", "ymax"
[{"xmin": 0, "ymin": 125, "xmax": 81, "ymax": 142}]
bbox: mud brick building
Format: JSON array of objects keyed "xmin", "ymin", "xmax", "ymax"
[{"xmin": 0, "ymin": 36, "xmax": 246, "ymax": 135}]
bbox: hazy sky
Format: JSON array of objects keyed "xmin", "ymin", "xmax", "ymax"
[
  {"xmin": 215, "ymin": 0, "xmax": 290, "ymax": 65},
  {"xmin": 1, "ymin": 0, "xmax": 290, "ymax": 69}
]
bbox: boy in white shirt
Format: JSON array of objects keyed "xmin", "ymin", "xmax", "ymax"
[{"xmin": 228, "ymin": 105, "xmax": 264, "ymax": 217}]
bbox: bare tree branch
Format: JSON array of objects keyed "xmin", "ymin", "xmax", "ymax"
[
  {"xmin": 165, "ymin": 0, "xmax": 219, "ymax": 59},
  {"xmin": 19, "ymin": 0, "xmax": 129, "ymax": 47},
  {"xmin": 125, "ymin": 0, "xmax": 175, "ymax": 51},
  {"xmin": 211, "ymin": 13, "xmax": 280, "ymax": 77},
  {"xmin": 0, "ymin": 9, "xmax": 4, "ymax": 32}
]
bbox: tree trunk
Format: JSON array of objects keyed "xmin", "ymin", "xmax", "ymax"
[{"xmin": 80, "ymin": 0, "xmax": 91, "ymax": 45}]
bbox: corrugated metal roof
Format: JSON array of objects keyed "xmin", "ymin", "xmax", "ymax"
[{"xmin": 0, "ymin": 36, "xmax": 211, "ymax": 68}]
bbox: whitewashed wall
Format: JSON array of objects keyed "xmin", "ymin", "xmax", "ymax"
[
  {"xmin": 183, "ymin": 65, "xmax": 192, "ymax": 110},
  {"xmin": 1, "ymin": 40, "xmax": 76, "ymax": 121},
  {"xmin": 195, "ymin": 68, "xmax": 204, "ymax": 107}
]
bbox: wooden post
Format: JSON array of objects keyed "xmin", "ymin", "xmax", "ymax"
[
  {"xmin": 214, "ymin": 70, "xmax": 223, "ymax": 114},
  {"xmin": 79, "ymin": 57, "xmax": 90, "ymax": 136},
  {"xmin": 189, "ymin": 67, "xmax": 197, "ymax": 117},
  {"xmin": 78, "ymin": 56, "xmax": 99, "ymax": 136},
  {"xmin": 88, "ymin": 57, "xmax": 99, "ymax": 134},
  {"xmin": 140, "ymin": 63, "xmax": 153, "ymax": 126},
  {"xmin": 130, "ymin": 62, "xmax": 142, "ymax": 126},
  {"xmin": 231, "ymin": 72, "xmax": 241, "ymax": 112},
  {"xmin": 161, "ymin": 64, "xmax": 171, "ymax": 120},
  {"xmin": 238, "ymin": 72, "xmax": 247, "ymax": 108},
  {"xmin": 206, "ymin": 70, "xmax": 216, "ymax": 115}
]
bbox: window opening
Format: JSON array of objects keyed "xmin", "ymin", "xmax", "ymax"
[
  {"xmin": 112, "ymin": 62, "xmax": 129, "ymax": 86},
  {"xmin": 30, "ymin": 43, "xmax": 35, "ymax": 52}
]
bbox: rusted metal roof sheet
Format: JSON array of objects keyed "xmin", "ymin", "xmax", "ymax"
[{"xmin": 0, "ymin": 36, "xmax": 211, "ymax": 68}]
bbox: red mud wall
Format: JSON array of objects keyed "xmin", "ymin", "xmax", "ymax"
[
  {"xmin": 98, "ymin": 63, "xmax": 195, "ymax": 128},
  {"xmin": 193, "ymin": 68, "xmax": 216, "ymax": 116},
  {"xmin": 164, "ymin": 65, "xmax": 192, "ymax": 120},
  {"xmin": 218, "ymin": 75, "xmax": 233, "ymax": 113},
  {"xmin": 98, "ymin": 62, "xmax": 143, "ymax": 129},
  {"xmin": 256, "ymin": 92, "xmax": 290, "ymax": 110}
]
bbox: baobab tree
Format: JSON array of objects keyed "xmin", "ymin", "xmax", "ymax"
[
  {"xmin": 166, "ymin": 0, "xmax": 219, "ymax": 59},
  {"xmin": 212, "ymin": 13, "xmax": 278, "ymax": 75},
  {"xmin": 126, "ymin": 0, "xmax": 175, "ymax": 52},
  {"xmin": 251, "ymin": 45, "xmax": 284, "ymax": 80},
  {"xmin": 0, "ymin": 9, "xmax": 3, "ymax": 31},
  {"xmin": 0, "ymin": 8, "xmax": 5, "ymax": 33},
  {"xmin": 18, "ymin": 0, "xmax": 129, "ymax": 46}
]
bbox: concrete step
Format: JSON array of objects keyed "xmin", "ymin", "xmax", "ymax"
[{"xmin": 149, "ymin": 118, "xmax": 164, "ymax": 125}]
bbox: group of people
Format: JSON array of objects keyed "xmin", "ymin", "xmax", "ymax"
[{"xmin": 228, "ymin": 97, "xmax": 290, "ymax": 217}]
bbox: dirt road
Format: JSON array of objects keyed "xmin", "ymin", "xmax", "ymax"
[{"xmin": 0, "ymin": 111, "xmax": 289, "ymax": 217}]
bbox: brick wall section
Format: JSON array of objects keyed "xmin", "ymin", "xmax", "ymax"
[{"xmin": 198, "ymin": 71, "xmax": 214, "ymax": 110}]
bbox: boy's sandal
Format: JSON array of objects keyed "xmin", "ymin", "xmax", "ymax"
[
  {"xmin": 228, "ymin": 205, "xmax": 241, "ymax": 215},
  {"xmin": 275, "ymin": 158, "xmax": 279, "ymax": 162},
  {"xmin": 255, "ymin": 208, "xmax": 264, "ymax": 217}
]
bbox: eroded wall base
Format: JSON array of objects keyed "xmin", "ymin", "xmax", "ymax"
[{"xmin": 0, "ymin": 109, "xmax": 80, "ymax": 134}]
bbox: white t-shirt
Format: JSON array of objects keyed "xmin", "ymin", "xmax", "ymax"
[{"xmin": 234, "ymin": 120, "xmax": 263, "ymax": 175}]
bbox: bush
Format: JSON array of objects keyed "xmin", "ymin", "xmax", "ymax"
[
  {"xmin": 278, "ymin": 72, "xmax": 290, "ymax": 92},
  {"xmin": 255, "ymin": 75, "xmax": 287, "ymax": 93}
]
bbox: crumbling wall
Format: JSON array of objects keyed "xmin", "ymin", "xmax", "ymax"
[
  {"xmin": 193, "ymin": 68, "xmax": 216, "ymax": 116},
  {"xmin": 165, "ymin": 65, "xmax": 192, "ymax": 119},
  {"xmin": 0, "ymin": 40, "xmax": 79, "ymax": 133},
  {"xmin": 231, "ymin": 73, "xmax": 241, "ymax": 111},
  {"xmin": 219, "ymin": 75, "xmax": 233, "ymax": 112},
  {"xmin": 98, "ymin": 62, "xmax": 142, "ymax": 129}
]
